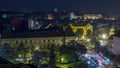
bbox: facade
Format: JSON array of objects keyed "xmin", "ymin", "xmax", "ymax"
[
  {"xmin": 44, "ymin": 23, "xmax": 93, "ymax": 41},
  {"xmin": 0, "ymin": 31, "xmax": 77, "ymax": 50},
  {"xmin": 111, "ymin": 30, "xmax": 120, "ymax": 55},
  {"xmin": 28, "ymin": 19, "xmax": 41, "ymax": 30},
  {"xmin": 83, "ymin": 14, "xmax": 102, "ymax": 20},
  {"xmin": 70, "ymin": 23, "xmax": 93, "ymax": 36},
  {"xmin": 113, "ymin": 36, "xmax": 120, "ymax": 55}
]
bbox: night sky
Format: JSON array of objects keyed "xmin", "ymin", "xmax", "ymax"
[{"xmin": 0, "ymin": 0, "xmax": 120, "ymax": 13}]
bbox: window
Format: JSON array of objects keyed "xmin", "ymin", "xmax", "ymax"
[
  {"xmin": 16, "ymin": 41, "xmax": 18, "ymax": 44},
  {"xmin": 39, "ymin": 40, "xmax": 41, "ymax": 43},
  {"xmin": 30, "ymin": 40, "xmax": 32, "ymax": 43},
  {"xmin": 25, "ymin": 40, "xmax": 27, "ymax": 43},
  {"xmin": 48, "ymin": 40, "xmax": 50, "ymax": 42},
  {"xmin": 52, "ymin": 40, "xmax": 55, "ymax": 42},
  {"xmin": 43, "ymin": 40, "xmax": 46, "ymax": 42}
]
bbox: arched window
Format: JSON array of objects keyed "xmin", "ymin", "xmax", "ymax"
[
  {"xmin": 30, "ymin": 40, "xmax": 32, "ymax": 43},
  {"xmin": 25, "ymin": 40, "xmax": 27, "ymax": 43},
  {"xmin": 16, "ymin": 41, "xmax": 18, "ymax": 44}
]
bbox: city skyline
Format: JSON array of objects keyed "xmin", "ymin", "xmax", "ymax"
[
  {"xmin": 0, "ymin": 1, "xmax": 119, "ymax": 67},
  {"xmin": 0, "ymin": 0, "xmax": 120, "ymax": 14}
]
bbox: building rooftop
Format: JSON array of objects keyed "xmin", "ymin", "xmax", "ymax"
[{"xmin": 1, "ymin": 31, "xmax": 75, "ymax": 39}]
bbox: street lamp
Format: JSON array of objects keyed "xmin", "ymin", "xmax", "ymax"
[
  {"xmin": 82, "ymin": 35, "xmax": 85, "ymax": 39},
  {"xmin": 102, "ymin": 34, "xmax": 107, "ymax": 39},
  {"xmin": 86, "ymin": 39, "xmax": 90, "ymax": 42},
  {"xmin": 35, "ymin": 46, "xmax": 39, "ymax": 50},
  {"xmin": 61, "ymin": 57, "xmax": 64, "ymax": 63}
]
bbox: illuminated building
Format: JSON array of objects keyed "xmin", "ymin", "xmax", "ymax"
[
  {"xmin": 70, "ymin": 23, "xmax": 93, "ymax": 36},
  {"xmin": 103, "ymin": 14, "xmax": 116, "ymax": 20},
  {"xmin": 109, "ymin": 27, "xmax": 115, "ymax": 36},
  {"xmin": 69, "ymin": 23, "xmax": 93, "ymax": 40},
  {"xmin": 69, "ymin": 12, "xmax": 74, "ymax": 20},
  {"xmin": 0, "ymin": 31, "xmax": 77, "ymax": 50},
  {"xmin": 47, "ymin": 14, "xmax": 54, "ymax": 20},
  {"xmin": 44, "ymin": 23, "xmax": 93, "ymax": 40},
  {"xmin": 83, "ymin": 14, "xmax": 102, "ymax": 20}
]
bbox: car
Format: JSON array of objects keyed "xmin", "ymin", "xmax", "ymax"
[{"xmin": 85, "ymin": 58, "xmax": 99, "ymax": 68}]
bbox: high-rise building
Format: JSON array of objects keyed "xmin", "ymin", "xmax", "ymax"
[{"xmin": 69, "ymin": 12, "xmax": 74, "ymax": 20}]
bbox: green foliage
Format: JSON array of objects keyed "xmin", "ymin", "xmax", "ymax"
[
  {"xmin": 68, "ymin": 40, "xmax": 77, "ymax": 46},
  {"xmin": 68, "ymin": 62, "xmax": 88, "ymax": 68},
  {"xmin": 91, "ymin": 37, "xmax": 97, "ymax": 44},
  {"xmin": 0, "ymin": 43, "xmax": 14, "ymax": 60},
  {"xmin": 32, "ymin": 51, "xmax": 49, "ymax": 65},
  {"xmin": 94, "ymin": 41, "xmax": 101, "ymax": 53},
  {"xmin": 16, "ymin": 42, "xmax": 29, "ymax": 58},
  {"xmin": 49, "ymin": 44, "xmax": 56, "ymax": 68},
  {"xmin": 75, "ymin": 44, "xmax": 87, "ymax": 54},
  {"xmin": 86, "ymin": 29, "xmax": 91, "ymax": 37},
  {"xmin": 68, "ymin": 40, "xmax": 87, "ymax": 54},
  {"xmin": 59, "ymin": 45, "xmax": 77, "ymax": 63},
  {"xmin": 57, "ymin": 40, "xmax": 87, "ymax": 64},
  {"xmin": 101, "ymin": 46, "xmax": 114, "ymax": 60},
  {"xmin": 32, "ymin": 51, "xmax": 40, "ymax": 65},
  {"xmin": 60, "ymin": 52, "xmax": 77, "ymax": 63}
]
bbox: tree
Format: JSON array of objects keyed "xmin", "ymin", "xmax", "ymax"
[
  {"xmin": 68, "ymin": 40, "xmax": 77, "ymax": 46},
  {"xmin": 57, "ymin": 41, "xmax": 88, "ymax": 64},
  {"xmin": 0, "ymin": 43, "xmax": 14, "ymax": 60},
  {"xmin": 101, "ymin": 46, "xmax": 114, "ymax": 60},
  {"xmin": 49, "ymin": 44, "xmax": 56, "ymax": 68},
  {"xmin": 68, "ymin": 62, "xmax": 88, "ymax": 68},
  {"xmin": 32, "ymin": 51, "xmax": 48, "ymax": 68},
  {"xmin": 17, "ymin": 42, "xmax": 29, "ymax": 60},
  {"xmin": 32, "ymin": 51, "xmax": 40, "ymax": 67},
  {"xmin": 86, "ymin": 29, "xmax": 92, "ymax": 38},
  {"xmin": 75, "ymin": 44, "xmax": 87, "ymax": 54},
  {"xmin": 90, "ymin": 36, "xmax": 97, "ymax": 44},
  {"xmin": 68, "ymin": 41, "xmax": 87, "ymax": 55},
  {"xmin": 30, "ymin": 45, "xmax": 35, "ymax": 54},
  {"xmin": 59, "ymin": 45, "xmax": 77, "ymax": 63},
  {"xmin": 94, "ymin": 41, "xmax": 101, "ymax": 53},
  {"xmin": 60, "ymin": 51, "xmax": 77, "ymax": 63},
  {"xmin": 75, "ymin": 29, "xmax": 83, "ymax": 36}
]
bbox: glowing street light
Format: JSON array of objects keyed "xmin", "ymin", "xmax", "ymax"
[
  {"xmin": 61, "ymin": 57, "xmax": 64, "ymax": 63},
  {"xmin": 87, "ymin": 39, "xmax": 90, "ymax": 42},
  {"xmin": 35, "ymin": 46, "xmax": 39, "ymax": 50},
  {"xmin": 82, "ymin": 35, "xmax": 85, "ymax": 39},
  {"xmin": 102, "ymin": 34, "xmax": 107, "ymax": 39}
]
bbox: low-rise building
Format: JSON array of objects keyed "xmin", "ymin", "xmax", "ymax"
[{"xmin": 0, "ymin": 31, "xmax": 77, "ymax": 50}]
